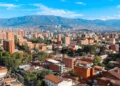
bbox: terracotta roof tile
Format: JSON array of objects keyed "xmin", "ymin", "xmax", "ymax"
[
  {"xmin": 109, "ymin": 67, "xmax": 120, "ymax": 80},
  {"xmin": 2, "ymin": 78, "xmax": 16, "ymax": 83},
  {"xmin": 45, "ymin": 74, "xmax": 63, "ymax": 84}
]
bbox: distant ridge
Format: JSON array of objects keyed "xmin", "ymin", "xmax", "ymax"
[{"xmin": 0, "ymin": 15, "xmax": 120, "ymax": 31}]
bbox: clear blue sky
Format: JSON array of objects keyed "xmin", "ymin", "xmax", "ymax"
[{"xmin": 0, "ymin": 0, "xmax": 120, "ymax": 20}]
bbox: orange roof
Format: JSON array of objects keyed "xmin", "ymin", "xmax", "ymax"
[
  {"xmin": 79, "ymin": 60, "xmax": 91, "ymax": 65},
  {"xmin": 108, "ymin": 67, "xmax": 120, "ymax": 80},
  {"xmin": 26, "ymin": 68, "xmax": 33, "ymax": 72},
  {"xmin": 45, "ymin": 74, "xmax": 63, "ymax": 84},
  {"xmin": 94, "ymin": 66, "xmax": 104, "ymax": 70},
  {"xmin": 2, "ymin": 78, "xmax": 16, "ymax": 83},
  {"xmin": 45, "ymin": 58, "xmax": 52, "ymax": 61},
  {"xmin": 0, "ymin": 66, "xmax": 7, "ymax": 73}
]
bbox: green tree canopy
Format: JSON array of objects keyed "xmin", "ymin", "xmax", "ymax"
[
  {"xmin": 83, "ymin": 45, "xmax": 96, "ymax": 54},
  {"xmin": 40, "ymin": 69, "xmax": 53, "ymax": 78},
  {"xmin": 25, "ymin": 71, "xmax": 37, "ymax": 82},
  {"xmin": 35, "ymin": 51, "xmax": 48, "ymax": 61},
  {"xmin": 94, "ymin": 56, "xmax": 102, "ymax": 66},
  {"xmin": 35, "ymin": 80, "xmax": 42, "ymax": 86}
]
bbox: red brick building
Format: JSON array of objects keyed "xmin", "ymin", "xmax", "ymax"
[
  {"xmin": 3, "ymin": 40, "xmax": 15, "ymax": 54},
  {"xmin": 74, "ymin": 66, "xmax": 94, "ymax": 80},
  {"xmin": 62, "ymin": 57, "xmax": 76, "ymax": 69},
  {"xmin": 74, "ymin": 60, "xmax": 94, "ymax": 80}
]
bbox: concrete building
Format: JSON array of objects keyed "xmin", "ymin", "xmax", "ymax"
[
  {"xmin": 6, "ymin": 31, "xmax": 14, "ymax": 41},
  {"xmin": 16, "ymin": 30, "xmax": 25, "ymax": 37},
  {"xmin": 78, "ymin": 39, "xmax": 89, "ymax": 45},
  {"xmin": 46, "ymin": 58, "xmax": 65, "ymax": 73},
  {"xmin": 57, "ymin": 34, "xmax": 62, "ymax": 44},
  {"xmin": 88, "ymin": 38, "xmax": 94, "ymax": 45},
  {"xmin": 3, "ymin": 40, "xmax": 15, "ymax": 54},
  {"xmin": 62, "ymin": 57, "xmax": 76, "ymax": 69},
  {"xmin": 40, "ymin": 44, "xmax": 47, "ymax": 51},
  {"xmin": 81, "ymin": 34, "xmax": 89, "ymax": 38},
  {"xmin": 74, "ymin": 60, "xmax": 94, "ymax": 80},
  {"xmin": 25, "ymin": 42, "xmax": 34, "ymax": 49},
  {"xmin": 49, "ymin": 63, "xmax": 65, "ymax": 74},
  {"xmin": 110, "ymin": 44, "xmax": 120, "ymax": 52},
  {"xmin": 0, "ymin": 32, "xmax": 6, "ymax": 40},
  {"xmin": 65, "ymin": 36, "xmax": 70, "ymax": 46},
  {"xmin": 110, "ymin": 38, "xmax": 116, "ymax": 44},
  {"xmin": 18, "ymin": 38, "xmax": 27, "ymax": 46}
]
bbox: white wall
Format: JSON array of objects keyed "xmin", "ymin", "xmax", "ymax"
[
  {"xmin": 58, "ymin": 80, "xmax": 72, "ymax": 86},
  {"xmin": 0, "ymin": 72, "xmax": 7, "ymax": 78},
  {"xmin": 45, "ymin": 79, "xmax": 72, "ymax": 86}
]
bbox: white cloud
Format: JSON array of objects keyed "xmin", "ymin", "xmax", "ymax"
[
  {"xmin": 0, "ymin": 3, "xmax": 20, "ymax": 9},
  {"xmin": 117, "ymin": 5, "xmax": 120, "ymax": 8},
  {"xmin": 75, "ymin": 2, "xmax": 86, "ymax": 5},
  {"xmin": 31, "ymin": 4, "xmax": 83, "ymax": 18}
]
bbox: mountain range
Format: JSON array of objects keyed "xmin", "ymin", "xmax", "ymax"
[{"xmin": 0, "ymin": 15, "xmax": 120, "ymax": 31}]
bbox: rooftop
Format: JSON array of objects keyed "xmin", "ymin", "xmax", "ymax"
[
  {"xmin": 108, "ymin": 67, "xmax": 120, "ymax": 80},
  {"xmin": 0, "ymin": 66, "xmax": 7, "ymax": 73},
  {"xmin": 45, "ymin": 74, "xmax": 63, "ymax": 84},
  {"xmin": 46, "ymin": 59, "xmax": 60, "ymax": 64},
  {"xmin": 2, "ymin": 78, "xmax": 16, "ymax": 83}
]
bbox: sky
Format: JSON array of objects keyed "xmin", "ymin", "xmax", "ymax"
[{"xmin": 0, "ymin": 0, "xmax": 120, "ymax": 20}]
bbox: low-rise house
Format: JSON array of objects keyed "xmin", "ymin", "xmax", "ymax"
[
  {"xmin": 97, "ymin": 67, "xmax": 120, "ymax": 86},
  {"xmin": 1, "ymin": 78, "xmax": 22, "ymax": 86},
  {"xmin": 94, "ymin": 66, "xmax": 105, "ymax": 75},
  {"xmin": 44, "ymin": 74, "xmax": 72, "ymax": 86},
  {"xmin": 0, "ymin": 66, "xmax": 8, "ymax": 79},
  {"xmin": 19, "ymin": 65, "xmax": 33, "ymax": 73}
]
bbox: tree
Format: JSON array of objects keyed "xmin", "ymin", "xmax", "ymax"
[
  {"xmin": 44, "ymin": 38, "xmax": 52, "ymax": 45},
  {"xmin": 83, "ymin": 45, "xmax": 96, "ymax": 54},
  {"xmin": 107, "ymin": 62, "xmax": 114, "ymax": 68},
  {"xmin": 22, "ymin": 53, "xmax": 32, "ymax": 64},
  {"xmin": 67, "ymin": 49, "xmax": 74, "ymax": 56},
  {"xmin": 4, "ymin": 52, "xmax": 24, "ymax": 72},
  {"xmin": 61, "ymin": 48, "xmax": 68, "ymax": 57},
  {"xmin": 40, "ymin": 69, "xmax": 53, "ymax": 78},
  {"xmin": 79, "ymin": 52, "xmax": 86, "ymax": 56},
  {"xmin": 25, "ymin": 71, "xmax": 37, "ymax": 82},
  {"xmin": 68, "ymin": 69, "xmax": 74, "ymax": 75},
  {"xmin": 18, "ymin": 76, "xmax": 24, "ymax": 83},
  {"xmin": 35, "ymin": 51, "xmax": 48, "ymax": 61},
  {"xmin": 99, "ymin": 46, "xmax": 106, "ymax": 55},
  {"xmin": 20, "ymin": 44, "xmax": 29, "ymax": 52},
  {"xmin": 0, "ymin": 39, "xmax": 2, "ymax": 44},
  {"xmin": 5, "ymin": 55, "xmax": 21, "ymax": 72},
  {"xmin": 0, "ymin": 51, "xmax": 10, "ymax": 65},
  {"xmin": 35, "ymin": 80, "xmax": 42, "ymax": 86},
  {"xmin": 14, "ymin": 35, "xmax": 19, "ymax": 46},
  {"xmin": 94, "ymin": 56, "xmax": 102, "ymax": 66},
  {"xmin": 2, "ymin": 51, "xmax": 10, "ymax": 57}
]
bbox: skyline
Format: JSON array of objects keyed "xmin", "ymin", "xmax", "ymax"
[{"xmin": 0, "ymin": 0, "xmax": 120, "ymax": 20}]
